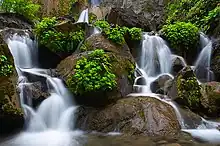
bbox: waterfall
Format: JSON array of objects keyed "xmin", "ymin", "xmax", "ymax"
[
  {"xmin": 2, "ymin": 33, "xmax": 82, "ymax": 146},
  {"xmin": 76, "ymin": 8, "xmax": 89, "ymax": 24},
  {"xmin": 90, "ymin": 0, "xmax": 101, "ymax": 6},
  {"xmin": 194, "ymin": 33, "xmax": 213, "ymax": 82},
  {"xmin": 134, "ymin": 33, "xmax": 172, "ymax": 93}
]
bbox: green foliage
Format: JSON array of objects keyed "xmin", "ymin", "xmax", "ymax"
[
  {"xmin": 0, "ymin": 55, "xmax": 13, "ymax": 76},
  {"xmin": 94, "ymin": 20, "xmax": 142, "ymax": 45},
  {"xmin": 201, "ymin": 6, "xmax": 220, "ymax": 31},
  {"xmin": 0, "ymin": 0, "xmax": 40, "ymax": 20},
  {"xmin": 34, "ymin": 17, "xmax": 85, "ymax": 53},
  {"xmin": 128, "ymin": 27, "xmax": 142, "ymax": 41},
  {"xmin": 165, "ymin": 0, "xmax": 219, "ymax": 32},
  {"xmin": 177, "ymin": 75, "xmax": 201, "ymax": 108},
  {"xmin": 161, "ymin": 22, "xmax": 199, "ymax": 51},
  {"xmin": 67, "ymin": 49, "xmax": 117, "ymax": 95}
]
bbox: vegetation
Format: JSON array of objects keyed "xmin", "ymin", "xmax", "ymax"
[
  {"xmin": 161, "ymin": 22, "xmax": 199, "ymax": 52},
  {"xmin": 34, "ymin": 17, "xmax": 85, "ymax": 53},
  {"xmin": 0, "ymin": 55, "xmax": 13, "ymax": 76},
  {"xmin": 0, "ymin": 0, "xmax": 40, "ymax": 20},
  {"xmin": 94, "ymin": 20, "xmax": 142, "ymax": 45},
  {"xmin": 166, "ymin": 0, "xmax": 220, "ymax": 32},
  {"xmin": 177, "ymin": 75, "xmax": 201, "ymax": 108},
  {"xmin": 67, "ymin": 49, "xmax": 117, "ymax": 95}
]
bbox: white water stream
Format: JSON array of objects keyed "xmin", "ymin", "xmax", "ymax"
[{"xmin": 1, "ymin": 34, "xmax": 82, "ymax": 146}]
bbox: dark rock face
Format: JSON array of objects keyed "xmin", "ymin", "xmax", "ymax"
[
  {"xmin": 211, "ymin": 38, "xmax": 220, "ymax": 81},
  {"xmin": 151, "ymin": 74, "xmax": 173, "ymax": 94},
  {"xmin": 76, "ymin": 97, "xmax": 181, "ymax": 136},
  {"xmin": 0, "ymin": 32, "xmax": 24, "ymax": 135},
  {"xmin": 200, "ymin": 82, "xmax": 220, "ymax": 117},
  {"xmin": 107, "ymin": 8, "xmax": 152, "ymax": 31},
  {"xmin": 57, "ymin": 34, "xmax": 135, "ymax": 107},
  {"xmin": 101, "ymin": 0, "xmax": 170, "ymax": 31},
  {"xmin": 0, "ymin": 13, "xmax": 32, "ymax": 29}
]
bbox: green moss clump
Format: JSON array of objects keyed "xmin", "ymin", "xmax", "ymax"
[
  {"xmin": 67, "ymin": 49, "xmax": 117, "ymax": 95},
  {"xmin": 161, "ymin": 22, "xmax": 199, "ymax": 52},
  {"xmin": 34, "ymin": 17, "xmax": 85, "ymax": 53},
  {"xmin": 0, "ymin": 55, "xmax": 13, "ymax": 76},
  {"xmin": 94, "ymin": 20, "xmax": 142, "ymax": 45},
  {"xmin": 177, "ymin": 75, "xmax": 201, "ymax": 108}
]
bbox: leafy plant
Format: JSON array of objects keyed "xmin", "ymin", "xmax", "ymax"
[
  {"xmin": 34, "ymin": 17, "xmax": 85, "ymax": 53},
  {"xmin": 0, "ymin": 55, "xmax": 13, "ymax": 76},
  {"xmin": 0, "ymin": 0, "xmax": 40, "ymax": 20},
  {"xmin": 67, "ymin": 49, "xmax": 117, "ymax": 95},
  {"xmin": 128, "ymin": 27, "xmax": 142, "ymax": 41},
  {"xmin": 161, "ymin": 22, "xmax": 199, "ymax": 52},
  {"xmin": 94, "ymin": 20, "xmax": 142, "ymax": 44}
]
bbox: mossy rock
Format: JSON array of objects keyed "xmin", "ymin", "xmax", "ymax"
[
  {"xmin": 200, "ymin": 82, "xmax": 220, "ymax": 117},
  {"xmin": 76, "ymin": 96, "xmax": 181, "ymax": 136},
  {"xmin": 57, "ymin": 51, "xmax": 135, "ymax": 107},
  {"xmin": 78, "ymin": 34, "xmax": 133, "ymax": 58},
  {"xmin": 168, "ymin": 66, "xmax": 203, "ymax": 114}
]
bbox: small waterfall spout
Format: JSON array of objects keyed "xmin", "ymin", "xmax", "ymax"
[
  {"xmin": 194, "ymin": 33, "xmax": 213, "ymax": 82},
  {"xmin": 77, "ymin": 8, "xmax": 89, "ymax": 24}
]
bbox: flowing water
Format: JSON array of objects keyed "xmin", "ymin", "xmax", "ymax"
[
  {"xmin": 1, "ymin": 34, "xmax": 82, "ymax": 146},
  {"xmin": 90, "ymin": 0, "xmax": 101, "ymax": 6},
  {"xmin": 134, "ymin": 33, "xmax": 220, "ymax": 143},
  {"xmin": 134, "ymin": 33, "xmax": 172, "ymax": 93},
  {"xmin": 76, "ymin": 9, "xmax": 89, "ymax": 24},
  {"xmin": 194, "ymin": 33, "xmax": 214, "ymax": 82}
]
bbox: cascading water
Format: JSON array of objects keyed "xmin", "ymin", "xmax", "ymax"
[
  {"xmin": 194, "ymin": 33, "xmax": 214, "ymax": 82},
  {"xmin": 76, "ymin": 8, "xmax": 89, "ymax": 24},
  {"xmin": 134, "ymin": 33, "xmax": 172, "ymax": 93},
  {"xmin": 90, "ymin": 0, "xmax": 101, "ymax": 6},
  {"xmin": 2, "ymin": 33, "xmax": 82, "ymax": 146}
]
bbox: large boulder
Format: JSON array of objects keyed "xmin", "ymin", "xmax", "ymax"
[
  {"xmin": 76, "ymin": 96, "xmax": 181, "ymax": 136},
  {"xmin": 101, "ymin": 0, "xmax": 171, "ymax": 31},
  {"xmin": 57, "ymin": 34, "xmax": 135, "ymax": 107}
]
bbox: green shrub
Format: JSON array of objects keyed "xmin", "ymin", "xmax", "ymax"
[
  {"xmin": 128, "ymin": 27, "xmax": 142, "ymax": 41},
  {"xmin": 67, "ymin": 49, "xmax": 117, "ymax": 95},
  {"xmin": 165, "ymin": 0, "xmax": 219, "ymax": 31},
  {"xmin": 201, "ymin": 6, "xmax": 220, "ymax": 32},
  {"xmin": 0, "ymin": 0, "xmax": 40, "ymax": 20},
  {"xmin": 34, "ymin": 17, "xmax": 85, "ymax": 53},
  {"xmin": 161, "ymin": 22, "xmax": 199, "ymax": 51},
  {"xmin": 94, "ymin": 20, "xmax": 142, "ymax": 44},
  {"xmin": 0, "ymin": 55, "xmax": 13, "ymax": 76}
]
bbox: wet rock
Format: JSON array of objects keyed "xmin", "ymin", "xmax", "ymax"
[
  {"xmin": 151, "ymin": 74, "xmax": 173, "ymax": 94},
  {"xmin": 0, "ymin": 13, "xmax": 32, "ymax": 29},
  {"xmin": 107, "ymin": 7, "xmax": 152, "ymax": 31},
  {"xmin": 18, "ymin": 81, "xmax": 50, "ymax": 108},
  {"xmin": 101, "ymin": 0, "xmax": 170, "ymax": 31},
  {"xmin": 200, "ymin": 82, "xmax": 220, "ymax": 117},
  {"xmin": 194, "ymin": 66, "xmax": 215, "ymax": 83},
  {"xmin": 78, "ymin": 33, "xmax": 132, "ymax": 58},
  {"xmin": 211, "ymin": 38, "xmax": 220, "ymax": 81},
  {"xmin": 0, "ymin": 32, "xmax": 24, "ymax": 135},
  {"xmin": 172, "ymin": 55, "xmax": 187, "ymax": 76},
  {"xmin": 76, "ymin": 96, "xmax": 181, "ymax": 136}
]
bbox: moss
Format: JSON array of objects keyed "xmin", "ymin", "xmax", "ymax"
[{"xmin": 177, "ymin": 75, "xmax": 201, "ymax": 109}]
